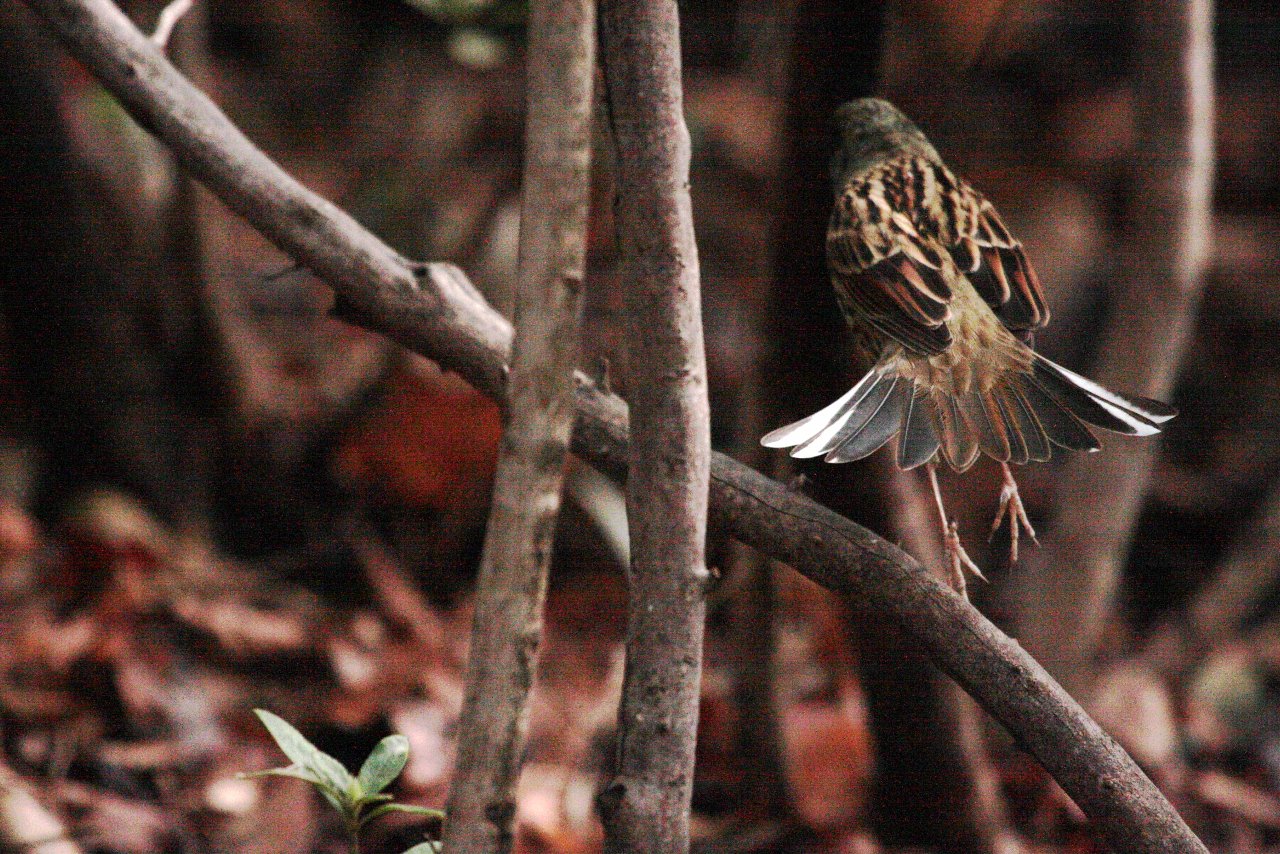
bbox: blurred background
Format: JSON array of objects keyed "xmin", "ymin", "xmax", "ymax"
[{"xmin": 0, "ymin": 0, "xmax": 1277, "ymax": 851}]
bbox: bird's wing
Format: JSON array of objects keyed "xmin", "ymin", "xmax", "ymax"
[
  {"xmin": 921, "ymin": 160, "xmax": 1050, "ymax": 331},
  {"xmin": 827, "ymin": 157, "xmax": 955, "ymax": 356}
]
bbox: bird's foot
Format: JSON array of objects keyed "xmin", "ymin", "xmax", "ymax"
[
  {"xmin": 944, "ymin": 519, "xmax": 985, "ymax": 598},
  {"xmin": 927, "ymin": 462, "xmax": 986, "ymax": 597},
  {"xmin": 989, "ymin": 463, "xmax": 1038, "ymax": 563}
]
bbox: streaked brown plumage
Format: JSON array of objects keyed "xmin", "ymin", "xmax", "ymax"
[{"xmin": 762, "ymin": 98, "xmax": 1175, "ymax": 587}]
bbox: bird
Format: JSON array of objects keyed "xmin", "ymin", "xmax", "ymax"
[{"xmin": 761, "ymin": 98, "xmax": 1176, "ymax": 593}]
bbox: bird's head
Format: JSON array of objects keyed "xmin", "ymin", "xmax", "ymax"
[{"xmin": 830, "ymin": 98, "xmax": 936, "ymax": 187}]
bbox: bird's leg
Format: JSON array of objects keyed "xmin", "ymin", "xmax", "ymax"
[
  {"xmin": 927, "ymin": 462, "xmax": 984, "ymax": 596},
  {"xmin": 990, "ymin": 462, "xmax": 1039, "ymax": 563}
]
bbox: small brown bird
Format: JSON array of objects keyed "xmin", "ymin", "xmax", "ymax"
[{"xmin": 762, "ymin": 98, "xmax": 1175, "ymax": 591}]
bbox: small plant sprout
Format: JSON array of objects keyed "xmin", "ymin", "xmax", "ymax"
[{"xmin": 240, "ymin": 709, "xmax": 444, "ymax": 854}]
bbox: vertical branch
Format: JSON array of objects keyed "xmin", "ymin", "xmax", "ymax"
[
  {"xmin": 1011, "ymin": 0, "xmax": 1215, "ymax": 692},
  {"xmin": 720, "ymin": 0, "xmax": 798, "ymax": 826},
  {"xmin": 727, "ymin": 544, "xmax": 794, "ymax": 822},
  {"xmin": 0, "ymin": 1, "xmax": 211, "ymax": 528},
  {"xmin": 441, "ymin": 1, "xmax": 596, "ymax": 851},
  {"xmin": 596, "ymin": 2, "xmax": 712, "ymax": 851},
  {"xmin": 862, "ymin": 467, "xmax": 1017, "ymax": 853}
]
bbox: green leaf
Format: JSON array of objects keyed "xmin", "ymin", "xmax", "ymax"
[
  {"xmin": 237, "ymin": 764, "xmax": 323, "ymax": 786},
  {"xmin": 361, "ymin": 802, "xmax": 446, "ymax": 827},
  {"xmin": 252, "ymin": 710, "xmax": 355, "ymax": 800},
  {"xmin": 318, "ymin": 784, "xmax": 347, "ymax": 817},
  {"xmin": 357, "ymin": 735, "xmax": 410, "ymax": 796},
  {"xmin": 253, "ymin": 710, "xmax": 317, "ymax": 768}
]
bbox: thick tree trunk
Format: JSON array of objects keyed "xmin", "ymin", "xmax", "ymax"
[{"xmin": 1010, "ymin": 0, "xmax": 1215, "ymax": 695}]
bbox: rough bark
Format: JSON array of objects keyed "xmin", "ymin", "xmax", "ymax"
[
  {"xmin": 441, "ymin": 1, "xmax": 595, "ymax": 851},
  {"xmin": 1010, "ymin": 0, "xmax": 1215, "ymax": 694},
  {"xmin": 595, "ymin": 3, "xmax": 712, "ymax": 851},
  {"xmin": 21, "ymin": 2, "xmax": 1209, "ymax": 851}
]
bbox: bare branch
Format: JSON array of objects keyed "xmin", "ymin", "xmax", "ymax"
[
  {"xmin": 441, "ymin": 0, "xmax": 595, "ymax": 851},
  {"xmin": 1010, "ymin": 0, "xmax": 1215, "ymax": 692},
  {"xmin": 149, "ymin": 0, "xmax": 191, "ymax": 52},
  {"xmin": 595, "ymin": 2, "xmax": 712, "ymax": 850},
  {"xmin": 20, "ymin": 2, "xmax": 1209, "ymax": 851}
]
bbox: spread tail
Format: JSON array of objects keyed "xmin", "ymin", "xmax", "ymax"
[{"xmin": 762, "ymin": 355, "xmax": 1175, "ymax": 471}]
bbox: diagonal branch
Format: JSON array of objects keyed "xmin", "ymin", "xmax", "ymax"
[
  {"xmin": 440, "ymin": 0, "xmax": 596, "ymax": 850},
  {"xmin": 19, "ymin": 1, "xmax": 1208, "ymax": 851},
  {"xmin": 594, "ymin": 2, "xmax": 712, "ymax": 851}
]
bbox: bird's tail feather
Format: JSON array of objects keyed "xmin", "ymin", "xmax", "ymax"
[
  {"xmin": 759, "ymin": 368, "xmax": 882, "ymax": 453},
  {"xmin": 824, "ymin": 376, "xmax": 908, "ymax": 463},
  {"xmin": 761, "ymin": 364, "xmax": 919, "ymax": 466},
  {"xmin": 761, "ymin": 366, "xmax": 909, "ymax": 462},
  {"xmin": 897, "ymin": 384, "xmax": 940, "ymax": 469},
  {"xmin": 761, "ymin": 355, "xmax": 1175, "ymax": 470},
  {"xmin": 1028, "ymin": 355, "xmax": 1176, "ymax": 436}
]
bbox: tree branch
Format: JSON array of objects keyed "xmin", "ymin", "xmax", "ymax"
[
  {"xmin": 441, "ymin": 0, "xmax": 595, "ymax": 850},
  {"xmin": 874, "ymin": 467, "xmax": 1018, "ymax": 852},
  {"xmin": 1010, "ymin": 0, "xmax": 1215, "ymax": 693},
  {"xmin": 594, "ymin": 3, "xmax": 712, "ymax": 850},
  {"xmin": 19, "ymin": 1, "xmax": 1208, "ymax": 851}
]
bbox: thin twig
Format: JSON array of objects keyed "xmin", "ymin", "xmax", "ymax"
[
  {"xmin": 149, "ymin": 0, "xmax": 191, "ymax": 52},
  {"xmin": 19, "ymin": 2, "xmax": 1208, "ymax": 850},
  {"xmin": 441, "ymin": 0, "xmax": 595, "ymax": 851},
  {"xmin": 595, "ymin": 2, "xmax": 712, "ymax": 850},
  {"xmin": 1010, "ymin": 0, "xmax": 1215, "ymax": 693}
]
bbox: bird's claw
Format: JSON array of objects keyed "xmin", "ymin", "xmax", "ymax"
[
  {"xmin": 989, "ymin": 469, "xmax": 1038, "ymax": 564},
  {"xmin": 944, "ymin": 519, "xmax": 985, "ymax": 598}
]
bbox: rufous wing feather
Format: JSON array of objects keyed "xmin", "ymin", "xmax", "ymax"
[
  {"xmin": 827, "ymin": 159, "xmax": 957, "ymax": 357},
  {"xmin": 918, "ymin": 160, "xmax": 1050, "ymax": 332}
]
